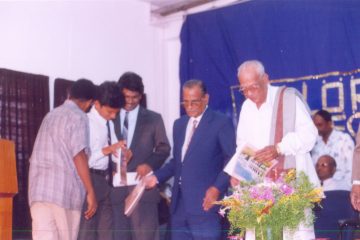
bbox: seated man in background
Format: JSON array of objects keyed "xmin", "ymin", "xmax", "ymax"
[
  {"xmin": 315, "ymin": 154, "xmax": 357, "ymax": 239},
  {"xmin": 316, "ymin": 155, "xmax": 349, "ymax": 192},
  {"xmin": 311, "ymin": 109, "xmax": 354, "ymax": 190}
]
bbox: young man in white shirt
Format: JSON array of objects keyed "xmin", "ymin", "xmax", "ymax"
[{"xmin": 78, "ymin": 81, "xmax": 130, "ymax": 240}]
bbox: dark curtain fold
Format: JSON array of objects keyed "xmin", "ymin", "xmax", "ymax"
[
  {"xmin": 0, "ymin": 68, "xmax": 49, "ymax": 238},
  {"xmin": 54, "ymin": 78, "xmax": 74, "ymax": 108}
]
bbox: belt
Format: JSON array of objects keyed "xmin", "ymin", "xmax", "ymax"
[{"xmin": 89, "ymin": 168, "xmax": 108, "ymax": 177}]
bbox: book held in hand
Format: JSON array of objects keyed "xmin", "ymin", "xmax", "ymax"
[{"xmin": 224, "ymin": 145, "xmax": 278, "ymax": 182}]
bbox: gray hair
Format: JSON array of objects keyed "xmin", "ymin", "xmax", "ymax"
[
  {"xmin": 237, "ymin": 60, "xmax": 265, "ymax": 77},
  {"xmin": 182, "ymin": 79, "xmax": 207, "ymax": 95}
]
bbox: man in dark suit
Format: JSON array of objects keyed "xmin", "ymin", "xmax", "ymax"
[
  {"xmin": 145, "ymin": 79, "xmax": 236, "ymax": 240},
  {"xmin": 111, "ymin": 72, "xmax": 171, "ymax": 240}
]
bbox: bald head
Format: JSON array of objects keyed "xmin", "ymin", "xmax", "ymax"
[{"xmin": 316, "ymin": 155, "xmax": 337, "ymax": 181}]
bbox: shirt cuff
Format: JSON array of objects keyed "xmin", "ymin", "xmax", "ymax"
[
  {"xmin": 276, "ymin": 143, "xmax": 282, "ymax": 155},
  {"xmin": 353, "ymin": 180, "xmax": 360, "ymax": 185}
]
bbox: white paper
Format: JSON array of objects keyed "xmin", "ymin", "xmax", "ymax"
[
  {"xmin": 111, "ymin": 148, "xmax": 138, "ymax": 187},
  {"xmin": 113, "ymin": 172, "xmax": 139, "ymax": 187}
]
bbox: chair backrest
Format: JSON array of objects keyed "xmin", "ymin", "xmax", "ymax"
[
  {"xmin": 314, "ymin": 190, "xmax": 357, "ymax": 239},
  {"xmin": 338, "ymin": 218, "xmax": 360, "ymax": 240}
]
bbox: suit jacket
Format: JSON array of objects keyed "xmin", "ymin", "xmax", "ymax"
[
  {"xmin": 113, "ymin": 106, "xmax": 171, "ymax": 202},
  {"xmin": 352, "ymin": 126, "xmax": 360, "ymax": 181},
  {"xmin": 155, "ymin": 108, "xmax": 236, "ymax": 215}
]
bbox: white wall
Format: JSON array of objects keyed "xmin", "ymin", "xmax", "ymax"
[
  {"xmin": 0, "ymin": 0, "xmax": 240, "ymax": 143},
  {"xmin": 0, "ymin": 0, "xmax": 183, "ymax": 146}
]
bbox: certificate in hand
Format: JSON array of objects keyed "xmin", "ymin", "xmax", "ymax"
[
  {"xmin": 124, "ymin": 180, "xmax": 145, "ymax": 216},
  {"xmin": 224, "ymin": 145, "xmax": 278, "ymax": 182}
]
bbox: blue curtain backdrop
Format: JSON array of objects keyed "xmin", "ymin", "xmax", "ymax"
[{"xmin": 180, "ymin": 0, "xmax": 360, "ymax": 136}]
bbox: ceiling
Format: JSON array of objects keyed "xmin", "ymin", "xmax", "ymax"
[{"xmin": 141, "ymin": 0, "xmax": 215, "ymax": 16}]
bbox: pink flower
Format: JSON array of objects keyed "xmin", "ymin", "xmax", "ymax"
[
  {"xmin": 228, "ymin": 236, "xmax": 243, "ymax": 240},
  {"xmin": 260, "ymin": 187, "xmax": 275, "ymax": 202},
  {"xmin": 250, "ymin": 185, "xmax": 275, "ymax": 202},
  {"xmin": 280, "ymin": 184, "xmax": 294, "ymax": 195},
  {"xmin": 219, "ymin": 208, "xmax": 226, "ymax": 217},
  {"xmin": 249, "ymin": 187, "xmax": 260, "ymax": 199}
]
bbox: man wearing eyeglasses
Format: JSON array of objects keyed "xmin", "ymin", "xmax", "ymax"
[
  {"xmin": 145, "ymin": 79, "xmax": 236, "ymax": 240},
  {"xmin": 228, "ymin": 60, "xmax": 319, "ymax": 239},
  {"xmin": 316, "ymin": 155, "xmax": 349, "ymax": 191},
  {"xmin": 311, "ymin": 109, "xmax": 354, "ymax": 191}
]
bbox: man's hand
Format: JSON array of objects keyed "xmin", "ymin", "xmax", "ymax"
[
  {"xmin": 84, "ymin": 190, "xmax": 98, "ymax": 220},
  {"xmin": 122, "ymin": 148, "xmax": 133, "ymax": 163},
  {"xmin": 102, "ymin": 140, "xmax": 127, "ymax": 158},
  {"xmin": 230, "ymin": 177, "xmax": 240, "ymax": 188},
  {"xmin": 254, "ymin": 145, "xmax": 279, "ymax": 162},
  {"xmin": 351, "ymin": 185, "xmax": 360, "ymax": 211},
  {"xmin": 73, "ymin": 150, "xmax": 97, "ymax": 220},
  {"xmin": 202, "ymin": 186, "xmax": 220, "ymax": 211},
  {"xmin": 143, "ymin": 175, "xmax": 158, "ymax": 189},
  {"xmin": 136, "ymin": 164, "xmax": 152, "ymax": 180}
]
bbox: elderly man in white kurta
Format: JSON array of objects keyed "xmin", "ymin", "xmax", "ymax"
[{"xmin": 229, "ymin": 60, "xmax": 319, "ymax": 239}]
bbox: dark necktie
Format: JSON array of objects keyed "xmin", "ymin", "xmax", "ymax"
[
  {"xmin": 120, "ymin": 112, "xmax": 129, "ymax": 185},
  {"xmin": 123, "ymin": 111, "xmax": 129, "ymax": 141},
  {"xmin": 106, "ymin": 121, "xmax": 113, "ymax": 186}
]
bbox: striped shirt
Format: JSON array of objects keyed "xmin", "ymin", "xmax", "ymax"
[{"xmin": 28, "ymin": 100, "xmax": 90, "ymax": 210}]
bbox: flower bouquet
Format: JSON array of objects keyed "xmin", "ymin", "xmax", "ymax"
[{"xmin": 217, "ymin": 170, "xmax": 323, "ymax": 240}]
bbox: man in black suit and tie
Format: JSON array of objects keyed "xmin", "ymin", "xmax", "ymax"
[{"xmin": 111, "ymin": 72, "xmax": 171, "ymax": 240}]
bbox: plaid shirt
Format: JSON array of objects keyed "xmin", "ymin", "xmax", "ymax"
[{"xmin": 29, "ymin": 100, "xmax": 90, "ymax": 210}]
